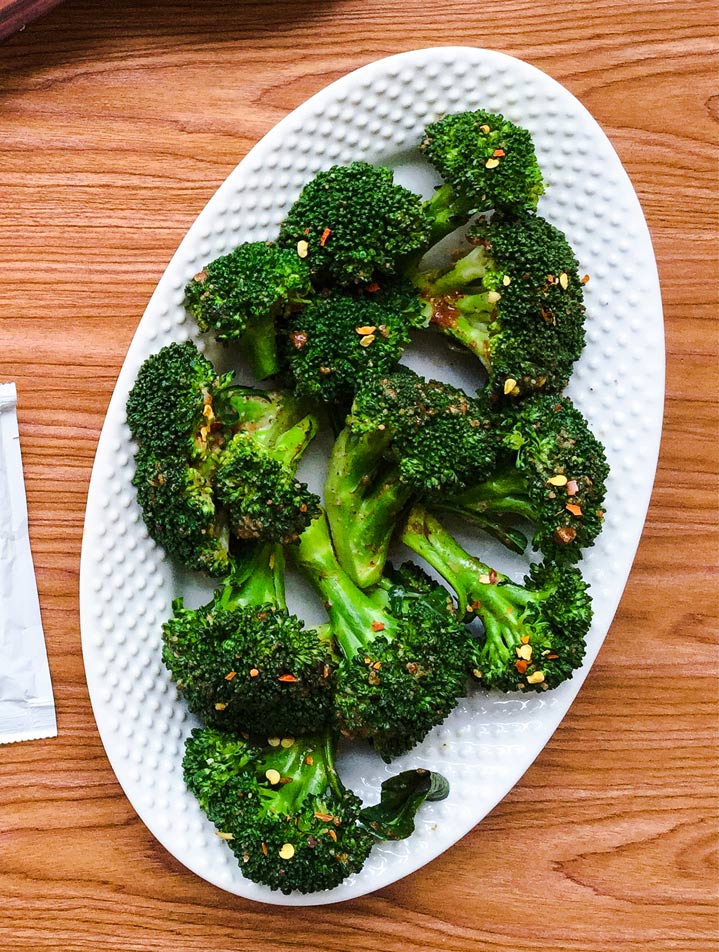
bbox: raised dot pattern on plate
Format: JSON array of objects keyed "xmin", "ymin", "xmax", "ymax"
[{"xmin": 79, "ymin": 47, "xmax": 664, "ymax": 907}]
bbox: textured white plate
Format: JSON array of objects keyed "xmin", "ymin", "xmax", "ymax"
[{"xmin": 79, "ymin": 47, "xmax": 664, "ymax": 905}]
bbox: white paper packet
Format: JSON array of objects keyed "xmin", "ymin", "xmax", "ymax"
[{"xmin": 0, "ymin": 383, "xmax": 57, "ymax": 743}]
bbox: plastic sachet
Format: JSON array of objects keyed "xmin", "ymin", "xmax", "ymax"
[{"xmin": 0, "ymin": 383, "xmax": 57, "ymax": 743}]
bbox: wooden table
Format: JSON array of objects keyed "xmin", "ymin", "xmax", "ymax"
[{"xmin": 1, "ymin": 2, "xmax": 717, "ymax": 949}]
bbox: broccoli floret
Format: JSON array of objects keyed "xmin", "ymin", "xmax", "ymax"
[
  {"xmin": 126, "ymin": 340, "xmax": 225, "ymax": 461},
  {"xmin": 126, "ymin": 340, "xmax": 313, "ymax": 460},
  {"xmin": 132, "ymin": 448, "xmax": 231, "ymax": 577},
  {"xmin": 183, "ymin": 727, "xmax": 373, "ymax": 894},
  {"xmin": 293, "ymin": 510, "xmax": 472, "ymax": 761},
  {"xmin": 128, "ymin": 343, "xmax": 322, "ymax": 572},
  {"xmin": 416, "ymin": 212, "xmax": 586, "ymax": 398},
  {"xmin": 419, "ymin": 109, "xmax": 545, "ymax": 244},
  {"xmin": 435, "ymin": 394, "xmax": 609, "ymax": 563},
  {"xmin": 283, "ymin": 280, "xmax": 423, "ymax": 405},
  {"xmin": 324, "ymin": 366, "xmax": 496, "ymax": 587},
  {"xmin": 277, "ymin": 162, "xmax": 433, "ymax": 285},
  {"xmin": 400, "ymin": 505, "xmax": 592, "ymax": 692},
  {"xmin": 162, "ymin": 543, "xmax": 335, "ymax": 736},
  {"xmin": 185, "ymin": 242, "xmax": 312, "ymax": 380},
  {"xmin": 214, "ymin": 409, "xmax": 321, "ymax": 545}
]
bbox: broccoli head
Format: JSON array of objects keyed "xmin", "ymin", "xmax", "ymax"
[
  {"xmin": 183, "ymin": 728, "xmax": 373, "ymax": 894},
  {"xmin": 162, "ymin": 543, "xmax": 335, "ymax": 736},
  {"xmin": 283, "ymin": 279, "xmax": 424, "ymax": 404},
  {"xmin": 419, "ymin": 109, "xmax": 545, "ymax": 244},
  {"xmin": 324, "ymin": 366, "xmax": 496, "ymax": 588},
  {"xmin": 185, "ymin": 241, "xmax": 312, "ymax": 379},
  {"xmin": 401, "ymin": 505, "xmax": 592, "ymax": 693},
  {"xmin": 435, "ymin": 394, "xmax": 609, "ymax": 563},
  {"xmin": 416, "ymin": 212, "xmax": 586, "ymax": 398},
  {"xmin": 294, "ymin": 510, "xmax": 472, "ymax": 761},
  {"xmin": 132, "ymin": 447, "xmax": 231, "ymax": 577},
  {"xmin": 278, "ymin": 161, "xmax": 433, "ymax": 285},
  {"xmin": 126, "ymin": 340, "xmax": 225, "ymax": 461},
  {"xmin": 214, "ymin": 415, "xmax": 321, "ymax": 546}
]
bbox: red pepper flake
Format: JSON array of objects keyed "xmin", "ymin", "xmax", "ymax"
[
  {"xmin": 319, "ymin": 227, "xmax": 332, "ymax": 247},
  {"xmin": 547, "ymin": 654, "xmax": 559, "ymax": 660},
  {"xmin": 224, "ymin": 671, "xmax": 237, "ymax": 681},
  {"xmin": 493, "ymin": 148, "xmax": 505, "ymax": 157},
  {"xmin": 515, "ymin": 660, "xmax": 528, "ymax": 674},
  {"xmin": 371, "ymin": 621, "xmax": 385, "ymax": 632},
  {"xmin": 581, "ymin": 273, "xmax": 590, "ymax": 284},
  {"xmin": 566, "ymin": 479, "xmax": 579, "ymax": 496},
  {"xmin": 566, "ymin": 503, "xmax": 583, "ymax": 516},
  {"xmin": 489, "ymin": 569, "xmax": 498, "ymax": 584},
  {"xmin": 554, "ymin": 525, "xmax": 577, "ymax": 545},
  {"xmin": 367, "ymin": 282, "xmax": 381, "ymax": 292},
  {"xmin": 278, "ymin": 673, "xmax": 298, "ymax": 683},
  {"xmin": 261, "ymin": 842, "xmax": 268, "ymax": 856},
  {"xmin": 314, "ymin": 811, "xmax": 334, "ymax": 822},
  {"xmin": 290, "ymin": 330, "xmax": 308, "ymax": 350},
  {"xmin": 249, "ymin": 668, "xmax": 259, "ymax": 678}
]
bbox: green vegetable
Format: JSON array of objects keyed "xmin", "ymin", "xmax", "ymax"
[
  {"xmin": 419, "ymin": 109, "xmax": 545, "ymax": 245},
  {"xmin": 293, "ymin": 510, "xmax": 473, "ymax": 761},
  {"xmin": 185, "ymin": 241, "xmax": 312, "ymax": 379},
  {"xmin": 401, "ymin": 505, "xmax": 592, "ymax": 692},
  {"xmin": 434, "ymin": 394, "xmax": 609, "ymax": 563},
  {"xmin": 278, "ymin": 161, "xmax": 433, "ymax": 285},
  {"xmin": 359, "ymin": 768, "xmax": 450, "ymax": 840},
  {"xmin": 415, "ymin": 212, "xmax": 586, "ymax": 398},
  {"xmin": 324, "ymin": 366, "xmax": 496, "ymax": 587},
  {"xmin": 162, "ymin": 543, "xmax": 334, "ymax": 736}
]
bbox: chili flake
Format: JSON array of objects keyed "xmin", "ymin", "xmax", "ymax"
[
  {"xmin": 565, "ymin": 503, "xmax": 583, "ymax": 516},
  {"xmin": 319, "ymin": 228, "xmax": 332, "ymax": 246}
]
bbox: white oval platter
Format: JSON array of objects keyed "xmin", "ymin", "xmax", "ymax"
[{"xmin": 79, "ymin": 46, "xmax": 664, "ymax": 905}]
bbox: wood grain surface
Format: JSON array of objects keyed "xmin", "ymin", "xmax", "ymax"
[{"xmin": 1, "ymin": 1, "xmax": 717, "ymax": 949}]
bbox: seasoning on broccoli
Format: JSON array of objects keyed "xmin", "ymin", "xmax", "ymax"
[
  {"xmin": 283, "ymin": 279, "xmax": 424, "ymax": 405},
  {"xmin": 162, "ymin": 542, "xmax": 334, "ymax": 736},
  {"xmin": 183, "ymin": 727, "xmax": 374, "ymax": 894},
  {"xmin": 324, "ymin": 366, "xmax": 496, "ymax": 588},
  {"xmin": 184, "ymin": 727, "xmax": 451, "ymax": 894},
  {"xmin": 293, "ymin": 510, "xmax": 473, "ymax": 761},
  {"xmin": 415, "ymin": 212, "xmax": 586, "ymax": 398},
  {"xmin": 401, "ymin": 505, "xmax": 592, "ymax": 693},
  {"xmin": 127, "ymin": 342, "xmax": 321, "ymax": 573},
  {"xmin": 132, "ymin": 448, "xmax": 232, "ymax": 577},
  {"xmin": 278, "ymin": 162, "xmax": 433, "ymax": 285},
  {"xmin": 434, "ymin": 394, "xmax": 609, "ymax": 563},
  {"xmin": 185, "ymin": 241, "xmax": 312, "ymax": 379},
  {"xmin": 419, "ymin": 109, "xmax": 545, "ymax": 245}
]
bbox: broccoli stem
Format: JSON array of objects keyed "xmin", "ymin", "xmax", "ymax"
[
  {"xmin": 294, "ymin": 511, "xmax": 397, "ymax": 658},
  {"xmin": 429, "ymin": 244, "xmax": 491, "ymax": 294},
  {"xmin": 422, "ymin": 184, "xmax": 474, "ymax": 247},
  {"xmin": 439, "ymin": 471, "xmax": 537, "ymax": 521},
  {"xmin": 260, "ymin": 731, "xmax": 343, "ymax": 812},
  {"xmin": 324, "ymin": 427, "xmax": 413, "ymax": 588},
  {"xmin": 216, "ymin": 542, "xmax": 286, "ymax": 611},
  {"xmin": 241, "ymin": 311, "xmax": 281, "ymax": 381}
]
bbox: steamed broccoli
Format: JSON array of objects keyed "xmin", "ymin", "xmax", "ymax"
[
  {"xmin": 283, "ymin": 279, "xmax": 424, "ymax": 405},
  {"xmin": 400, "ymin": 505, "xmax": 592, "ymax": 693},
  {"xmin": 125, "ymin": 340, "xmax": 225, "ymax": 461},
  {"xmin": 434, "ymin": 394, "xmax": 609, "ymax": 563},
  {"xmin": 294, "ymin": 510, "xmax": 472, "ymax": 760},
  {"xmin": 324, "ymin": 366, "xmax": 496, "ymax": 588},
  {"xmin": 277, "ymin": 162, "xmax": 433, "ymax": 285},
  {"xmin": 213, "ymin": 411, "xmax": 320, "ymax": 546},
  {"xmin": 183, "ymin": 727, "xmax": 373, "ymax": 894},
  {"xmin": 132, "ymin": 448, "xmax": 231, "ymax": 577},
  {"xmin": 185, "ymin": 241, "xmax": 312, "ymax": 379},
  {"xmin": 128, "ymin": 342, "xmax": 321, "ymax": 573},
  {"xmin": 419, "ymin": 109, "xmax": 545, "ymax": 245},
  {"xmin": 162, "ymin": 543, "xmax": 334, "ymax": 736},
  {"xmin": 416, "ymin": 212, "xmax": 586, "ymax": 398}
]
